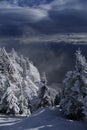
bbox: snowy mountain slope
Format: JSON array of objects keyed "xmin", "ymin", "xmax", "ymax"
[{"xmin": 0, "ymin": 107, "xmax": 87, "ymax": 130}]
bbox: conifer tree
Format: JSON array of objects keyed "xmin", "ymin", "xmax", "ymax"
[
  {"xmin": 0, "ymin": 82, "xmax": 19, "ymax": 115},
  {"xmin": 60, "ymin": 49, "xmax": 87, "ymax": 120},
  {"xmin": 39, "ymin": 73, "xmax": 52, "ymax": 107}
]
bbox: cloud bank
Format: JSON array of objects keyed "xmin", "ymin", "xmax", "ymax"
[{"xmin": 0, "ymin": 0, "xmax": 87, "ymax": 36}]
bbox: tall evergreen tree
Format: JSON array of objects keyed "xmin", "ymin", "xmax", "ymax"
[
  {"xmin": 0, "ymin": 82, "xmax": 19, "ymax": 115},
  {"xmin": 38, "ymin": 73, "xmax": 52, "ymax": 108},
  {"xmin": 60, "ymin": 49, "xmax": 87, "ymax": 120}
]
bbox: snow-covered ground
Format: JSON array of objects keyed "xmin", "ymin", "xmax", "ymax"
[
  {"xmin": 0, "ymin": 106, "xmax": 87, "ymax": 130},
  {"xmin": 0, "ymin": 115, "xmax": 24, "ymax": 127}
]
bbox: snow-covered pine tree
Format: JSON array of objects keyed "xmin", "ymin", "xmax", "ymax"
[
  {"xmin": 10, "ymin": 48, "xmax": 16, "ymax": 60},
  {"xmin": 19, "ymin": 80, "xmax": 24, "ymax": 114},
  {"xmin": 10, "ymin": 48, "xmax": 21, "ymax": 66},
  {"xmin": 60, "ymin": 49, "xmax": 87, "ymax": 120},
  {"xmin": 1, "ymin": 47, "xmax": 15, "ymax": 75},
  {"xmin": 54, "ymin": 94, "xmax": 60, "ymax": 105},
  {"xmin": 19, "ymin": 78, "xmax": 31, "ymax": 116},
  {"xmin": 38, "ymin": 73, "xmax": 53, "ymax": 108},
  {"xmin": 20, "ymin": 55, "xmax": 28, "ymax": 77},
  {"xmin": 41, "ymin": 72, "xmax": 47, "ymax": 86},
  {"xmin": 0, "ymin": 80, "xmax": 19, "ymax": 115},
  {"xmin": 0, "ymin": 48, "xmax": 4, "ymax": 73},
  {"xmin": 83, "ymin": 96, "xmax": 87, "ymax": 120},
  {"xmin": 0, "ymin": 47, "xmax": 9, "ymax": 74},
  {"xmin": 25, "ymin": 57, "xmax": 30, "ymax": 71}
]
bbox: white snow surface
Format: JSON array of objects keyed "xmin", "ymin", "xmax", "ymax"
[{"xmin": 0, "ymin": 106, "xmax": 87, "ymax": 130}]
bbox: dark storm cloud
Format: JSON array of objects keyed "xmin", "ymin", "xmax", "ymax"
[
  {"xmin": 47, "ymin": 9, "xmax": 87, "ymax": 33},
  {"xmin": 38, "ymin": 0, "xmax": 87, "ymax": 33},
  {"xmin": 0, "ymin": 7, "xmax": 48, "ymax": 36},
  {"xmin": 0, "ymin": 0, "xmax": 87, "ymax": 36},
  {"xmin": 0, "ymin": 8, "xmax": 48, "ymax": 24}
]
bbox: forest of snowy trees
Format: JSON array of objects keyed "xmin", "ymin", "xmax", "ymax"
[
  {"xmin": 0, "ymin": 47, "xmax": 87, "ymax": 122},
  {"xmin": 0, "ymin": 48, "xmax": 57, "ymax": 116},
  {"xmin": 60, "ymin": 49, "xmax": 87, "ymax": 120}
]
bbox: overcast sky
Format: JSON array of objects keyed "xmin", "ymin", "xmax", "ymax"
[{"xmin": 0, "ymin": 0, "xmax": 87, "ymax": 35}]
